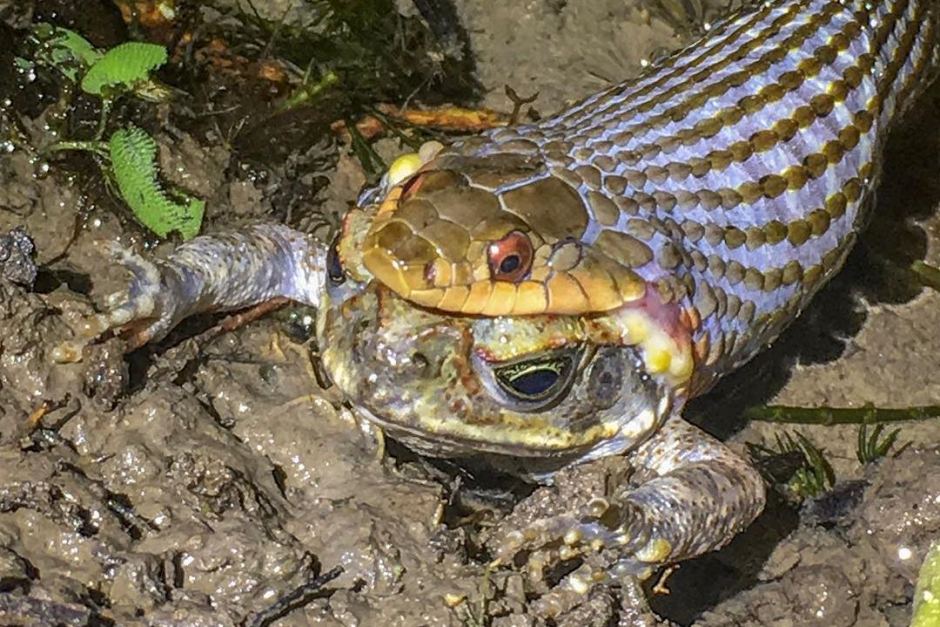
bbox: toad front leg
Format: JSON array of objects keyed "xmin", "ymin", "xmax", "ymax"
[
  {"xmin": 55, "ymin": 224, "xmax": 326, "ymax": 358},
  {"xmin": 491, "ymin": 417, "xmax": 765, "ymax": 617}
]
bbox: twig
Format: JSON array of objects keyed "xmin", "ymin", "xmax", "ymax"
[
  {"xmin": 745, "ymin": 404, "xmax": 940, "ymax": 425},
  {"xmin": 245, "ymin": 565, "xmax": 343, "ymax": 627},
  {"xmin": 332, "ymin": 104, "xmax": 511, "ymax": 142},
  {"xmin": 42, "ymin": 140, "xmax": 110, "ymax": 159},
  {"xmin": 504, "ymin": 85, "xmax": 538, "ymax": 124},
  {"xmin": 26, "ymin": 401, "xmax": 55, "ymax": 431},
  {"xmin": 25, "ymin": 396, "xmax": 71, "ymax": 432}
]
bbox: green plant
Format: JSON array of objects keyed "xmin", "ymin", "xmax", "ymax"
[
  {"xmin": 23, "ymin": 25, "xmax": 200, "ymax": 240},
  {"xmin": 80, "ymin": 41, "xmax": 170, "ymax": 100},
  {"xmin": 25, "ymin": 23, "xmax": 172, "ymax": 139},
  {"xmin": 748, "ymin": 431, "xmax": 835, "ymax": 501},
  {"xmin": 109, "ymin": 126, "xmax": 205, "ymax": 240},
  {"xmin": 856, "ymin": 424, "xmax": 901, "ymax": 464},
  {"xmin": 47, "ymin": 126, "xmax": 205, "ymax": 240},
  {"xmin": 29, "ymin": 23, "xmax": 103, "ymax": 81},
  {"xmin": 27, "ymin": 24, "xmax": 171, "ymax": 101}
]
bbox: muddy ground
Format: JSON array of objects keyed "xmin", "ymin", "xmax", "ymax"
[{"xmin": 1, "ymin": 0, "xmax": 940, "ymax": 625}]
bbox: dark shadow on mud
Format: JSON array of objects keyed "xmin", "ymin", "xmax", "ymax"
[{"xmin": 647, "ymin": 491, "xmax": 799, "ymax": 625}]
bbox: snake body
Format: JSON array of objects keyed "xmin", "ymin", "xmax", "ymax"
[{"xmin": 363, "ymin": 0, "xmax": 940, "ymax": 390}]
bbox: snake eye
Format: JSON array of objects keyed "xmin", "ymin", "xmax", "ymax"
[
  {"xmin": 327, "ymin": 235, "xmax": 345, "ymax": 285},
  {"xmin": 488, "ymin": 231, "xmax": 533, "ymax": 283},
  {"xmin": 490, "ymin": 349, "xmax": 580, "ymax": 411}
]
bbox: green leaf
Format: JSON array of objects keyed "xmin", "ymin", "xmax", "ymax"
[
  {"xmin": 913, "ymin": 542, "xmax": 940, "ymax": 627},
  {"xmin": 31, "ymin": 23, "xmax": 103, "ymax": 82},
  {"xmin": 856, "ymin": 424, "xmax": 901, "ymax": 464},
  {"xmin": 109, "ymin": 126, "xmax": 204, "ymax": 240},
  {"xmin": 747, "ymin": 430, "xmax": 835, "ymax": 501},
  {"xmin": 81, "ymin": 42, "xmax": 168, "ymax": 96}
]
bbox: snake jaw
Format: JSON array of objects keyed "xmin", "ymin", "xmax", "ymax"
[
  {"xmin": 619, "ymin": 309, "xmax": 694, "ymax": 384},
  {"xmin": 583, "ymin": 284, "xmax": 696, "ymax": 395}
]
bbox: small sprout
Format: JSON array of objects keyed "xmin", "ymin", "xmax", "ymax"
[
  {"xmin": 280, "ymin": 69, "xmax": 340, "ymax": 111},
  {"xmin": 30, "ymin": 23, "xmax": 103, "ymax": 81},
  {"xmin": 14, "ymin": 57, "xmax": 35, "ymax": 73},
  {"xmin": 81, "ymin": 42, "xmax": 168, "ymax": 99},
  {"xmin": 748, "ymin": 431, "xmax": 835, "ymax": 501},
  {"xmin": 856, "ymin": 424, "xmax": 900, "ymax": 464},
  {"xmin": 109, "ymin": 126, "xmax": 204, "ymax": 240}
]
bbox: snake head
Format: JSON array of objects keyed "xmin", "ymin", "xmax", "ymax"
[{"xmin": 359, "ymin": 143, "xmax": 657, "ymax": 317}]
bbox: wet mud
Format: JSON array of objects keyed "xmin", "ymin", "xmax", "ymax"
[{"xmin": 1, "ymin": 0, "xmax": 939, "ymax": 625}]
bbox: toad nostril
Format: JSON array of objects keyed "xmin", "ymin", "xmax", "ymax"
[{"xmin": 412, "ymin": 352, "xmax": 431, "ymax": 376}]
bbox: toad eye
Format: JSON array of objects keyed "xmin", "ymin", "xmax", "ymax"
[
  {"xmin": 490, "ymin": 349, "xmax": 580, "ymax": 411},
  {"xmin": 327, "ymin": 235, "xmax": 345, "ymax": 285},
  {"xmin": 488, "ymin": 231, "xmax": 533, "ymax": 283}
]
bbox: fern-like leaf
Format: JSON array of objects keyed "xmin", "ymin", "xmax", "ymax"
[
  {"xmin": 81, "ymin": 42, "xmax": 168, "ymax": 96},
  {"xmin": 109, "ymin": 126, "xmax": 204, "ymax": 240}
]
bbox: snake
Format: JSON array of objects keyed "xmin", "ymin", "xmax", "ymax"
[{"xmin": 360, "ymin": 0, "xmax": 940, "ymax": 393}]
